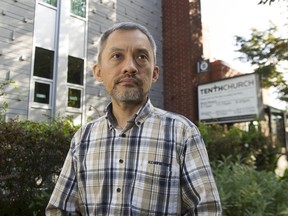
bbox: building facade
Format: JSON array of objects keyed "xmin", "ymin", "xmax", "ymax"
[
  {"xmin": 0, "ymin": 0, "xmax": 163, "ymax": 124},
  {"xmin": 1, "ymin": 0, "xmax": 287, "ymax": 148}
]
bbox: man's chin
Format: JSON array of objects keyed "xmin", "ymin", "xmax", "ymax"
[{"xmin": 111, "ymin": 91, "xmax": 146, "ymax": 104}]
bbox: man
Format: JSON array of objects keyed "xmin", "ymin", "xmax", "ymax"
[{"xmin": 46, "ymin": 22, "xmax": 222, "ymax": 215}]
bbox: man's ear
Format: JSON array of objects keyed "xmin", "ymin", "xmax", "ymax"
[
  {"xmin": 93, "ymin": 64, "xmax": 102, "ymax": 82},
  {"xmin": 152, "ymin": 66, "xmax": 159, "ymax": 83}
]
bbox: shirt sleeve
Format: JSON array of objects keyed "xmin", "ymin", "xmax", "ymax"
[
  {"xmin": 45, "ymin": 140, "xmax": 81, "ymax": 216},
  {"xmin": 181, "ymin": 126, "xmax": 222, "ymax": 215}
]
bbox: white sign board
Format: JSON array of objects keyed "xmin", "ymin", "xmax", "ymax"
[{"xmin": 198, "ymin": 73, "xmax": 263, "ymax": 124}]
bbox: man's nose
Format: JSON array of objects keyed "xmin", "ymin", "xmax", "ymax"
[{"xmin": 122, "ymin": 57, "xmax": 137, "ymax": 74}]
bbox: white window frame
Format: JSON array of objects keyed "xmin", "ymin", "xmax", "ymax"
[
  {"xmin": 31, "ymin": 78, "xmax": 53, "ymax": 109},
  {"xmin": 66, "ymin": 85, "xmax": 83, "ymax": 112}
]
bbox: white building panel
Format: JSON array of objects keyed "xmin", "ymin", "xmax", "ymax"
[{"xmin": 34, "ymin": 4, "xmax": 57, "ymax": 50}]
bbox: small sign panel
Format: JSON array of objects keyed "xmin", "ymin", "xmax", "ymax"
[
  {"xmin": 197, "ymin": 60, "xmax": 210, "ymax": 73},
  {"xmin": 198, "ymin": 73, "xmax": 263, "ymax": 124}
]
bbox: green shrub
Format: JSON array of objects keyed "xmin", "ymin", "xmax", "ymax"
[
  {"xmin": 0, "ymin": 117, "xmax": 79, "ymax": 215},
  {"xmin": 199, "ymin": 123, "xmax": 278, "ymax": 171},
  {"xmin": 213, "ymin": 157, "xmax": 288, "ymax": 216}
]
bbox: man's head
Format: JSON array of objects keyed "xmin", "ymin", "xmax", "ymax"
[
  {"xmin": 96, "ymin": 22, "xmax": 157, "ymax": 64},
  {"xmin": 93, "ymin": 22, "xmax": 159, "ymax": 105}
]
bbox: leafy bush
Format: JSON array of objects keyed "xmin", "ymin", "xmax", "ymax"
[
  {"xmin": 0, "ymin": 118, "xmax": 286, "ymax": 215},
  {"xmin": 199, "ymin": 123, "xmax": 278, "ymax": 171},
  {"xmin": 212, "ymin": 157, "xmax": 288, "ymax": 216},
  {"xmin": 0, "ymin": 80, "xmax": 17, "ymax": 120},
  {"xmin": 0, "ymin": 117, "xmax": 79, "ymax": 215}
]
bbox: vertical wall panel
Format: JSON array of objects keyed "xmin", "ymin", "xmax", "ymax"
[
  {"xmin": 34, "ymin": 4, "xmax": 57, "ymax": 50},
  {"xmin": 0, "ymin": 0, "xmax": 36, "ymax": 120}
]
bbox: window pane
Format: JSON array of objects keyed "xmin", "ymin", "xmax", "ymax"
[
  {"xmin": 34, "ymin": 47, "xmax": 54, "ymax": 79},
  {"xmin": 34, "ymin": 82, "xmax": 50, "ymax": 104},
  {"xmin": 68, "ymin": 88, "xmax": 81, "ymax": 108},
  {"xmin": 40, "ymin": 0, "xmax": 57, "ymax": 7},
  {"xmin": 67, "ymin": 56, "xmax": 84, "ymax": 85},
  {"xmin": 71, "ymin": 0, "xmax": 86, "ymax": 18}
]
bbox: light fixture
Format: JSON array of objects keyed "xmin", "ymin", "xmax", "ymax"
[
  {"xmin": 6, "ymin": 71, "xmax": 10, "ymax": 80},
  {"xmin": 11, "ymin": 31, "xmax": 15, "ymax": 41},
  {"xmin": 19, "ymin": 55, "xmax": 26, "ymax": 61}
]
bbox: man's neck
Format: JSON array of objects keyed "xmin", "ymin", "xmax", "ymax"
[{"xmin": 111, "ymin": 99, "xmax": 146, "ymax": 129}]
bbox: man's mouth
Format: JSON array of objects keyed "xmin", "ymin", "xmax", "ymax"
[
  {"xmin": 115, "ymin": 75, "xmax": 139, "ymax": 85},
  {"xmin": 118, "ymin": 78, "xmax": 137, "ymax": 85}
]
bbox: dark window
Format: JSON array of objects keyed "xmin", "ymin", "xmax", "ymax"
[
  {"xmin": 34, "ymin": 82, "xmax": 50, "ymax": 104},
  {"xmin": 68, "ymin": 88, "xmax": 81, "ymax": 108},
  {"xmin": 67, "ymin": 56, "xmax": 84, "ymax": 85},
  {"xmin": 33, "ymin": 47, "xmax": 54, "ymax": 79},
  {"xmin": 71, "ymin": 0, "xmax": 86, "ymax": 18},
  {"xmin": 40, "ymin": 0, "xmax": 57, "ymax": 7}
]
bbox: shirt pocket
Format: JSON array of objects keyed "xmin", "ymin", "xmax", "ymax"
[{"xmin": 132, "ymin": 163, "xmax": 180, "ymax": 215}]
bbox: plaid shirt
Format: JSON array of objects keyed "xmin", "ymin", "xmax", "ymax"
[{"xmin": 46, "ymin": 99, "xmax": 222, "ymax": 215}]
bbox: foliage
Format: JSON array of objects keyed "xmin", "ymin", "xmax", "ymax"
[
  {"xmin": 0, "ymin": 118, "xmax": 286, "ymax": 215},
  {"xmin": 212, "ymin": 157, "xmax": 288, "ymax": 216},
  {"xmin": 235, "ymin": 24, "xmax": 288, "ymax": 101},
  {"xmin": 0, "ymin": 117, "xmax": 79, "ymax": 216},
  {"xmin": 0, "ymin": 80, "xmax": 16, "ymax": 117},
  {"xmin": 200, "ymin": 123, "xmax": 288, "ymax": 214},
  {"xmin": 199, "ymin": 122, "xmax": 279, "ymax": 171}
]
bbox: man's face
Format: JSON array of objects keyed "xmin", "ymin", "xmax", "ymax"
[{"xmin": 94, "ymin": 29, "xmax": 159, "ymax": 104}]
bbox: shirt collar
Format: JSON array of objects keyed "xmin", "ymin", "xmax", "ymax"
[{"xmin": 104, "ymin": 98, "xmax": 154, "ymax": 129}]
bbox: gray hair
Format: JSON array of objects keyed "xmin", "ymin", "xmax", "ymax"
[{"xmin": 97, "ymin": 22, "xmax": 157, "ymax": 63}]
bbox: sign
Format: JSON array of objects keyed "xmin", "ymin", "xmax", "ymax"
[
  {"xmin": 198, "ymin": 73, "xmax": 263, "ymax": 124},
  {"xmin": 197, "ymin": 60, "xmax": 210, "ymax": 73}
]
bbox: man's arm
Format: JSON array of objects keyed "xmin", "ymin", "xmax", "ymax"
[
  {"xmin": 46, "ymin": 147, "xmax": 80, "ymax": 216},
  {"xmin": 181, "ymin": 127, "xmax": 222, "ymax": 215}
]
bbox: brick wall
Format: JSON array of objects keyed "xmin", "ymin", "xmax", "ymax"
[{"xmin": 162, "ymin": 0, "xmax": 203, "ymax": 122}]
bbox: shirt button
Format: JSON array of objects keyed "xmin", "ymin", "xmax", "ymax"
[
  {"xmin": 117, "ymin": 188, "xmax": 121, "ymax": 193},
  {"xmin": 120, "ymin": 133, "xmax": 126, "ymax": 137},
  {"xmin": 119, "ymin": 159, "xmax": 124, "ymax": 163}
]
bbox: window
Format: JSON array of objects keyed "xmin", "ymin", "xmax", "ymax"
[
  {"xmin": 67, "ymin": 55, "xmax": 84, "ymax": 109},
  {"xmin": 40, "ymin": 0, "xmax": 57, "ymax": 7},
  {"xmin": 34, "ymin": 82, "xmax": 51, "ymax": 104},
  {"xmin": 68, "ymin": 88, "xmax": 81, "ymax": 108},
  {"xmin": 33, "ymin": 47, "xmax": 54, "ymax": 106},
  {"xmin": 67, "ymin": 55, "xmax": 84, "ymax": 85},
  {"xmin": 71, "ymin": 0, "xmax": 86, "ymax": 18},
  {"xmin": 34, "ymin": 47, "xmax": 54, "ymax": 79}
]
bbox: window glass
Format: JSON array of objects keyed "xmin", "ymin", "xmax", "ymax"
[
  {"xmin": 33, "ymin": 47, "xmax": 54, "ymax": 79},
  {"xmin": 40, "ymin": 0, "xmax": 57, "ymax": 7},
  {"xmin": 71, "ymin": 0, "xmax": 86, "ymax": 18},
  {"xmin": 34, "ymin": 82, "xmax": 50, "ymax": 104},
  {"xmin": 68, "ymin": 88, "xmax": 81, "ymax": 108},
  {"xmin": 67, "ymin": 56, "xmax": 84, "ymax": 85}
]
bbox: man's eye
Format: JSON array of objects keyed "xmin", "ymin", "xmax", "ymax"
[
  {"xmin": 112, "ymin": 53, "xmax": 122, "ymax": 59},
  {"xmin": 137, "ymin": 54, "xmax": 148, "ymax": 60}
]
